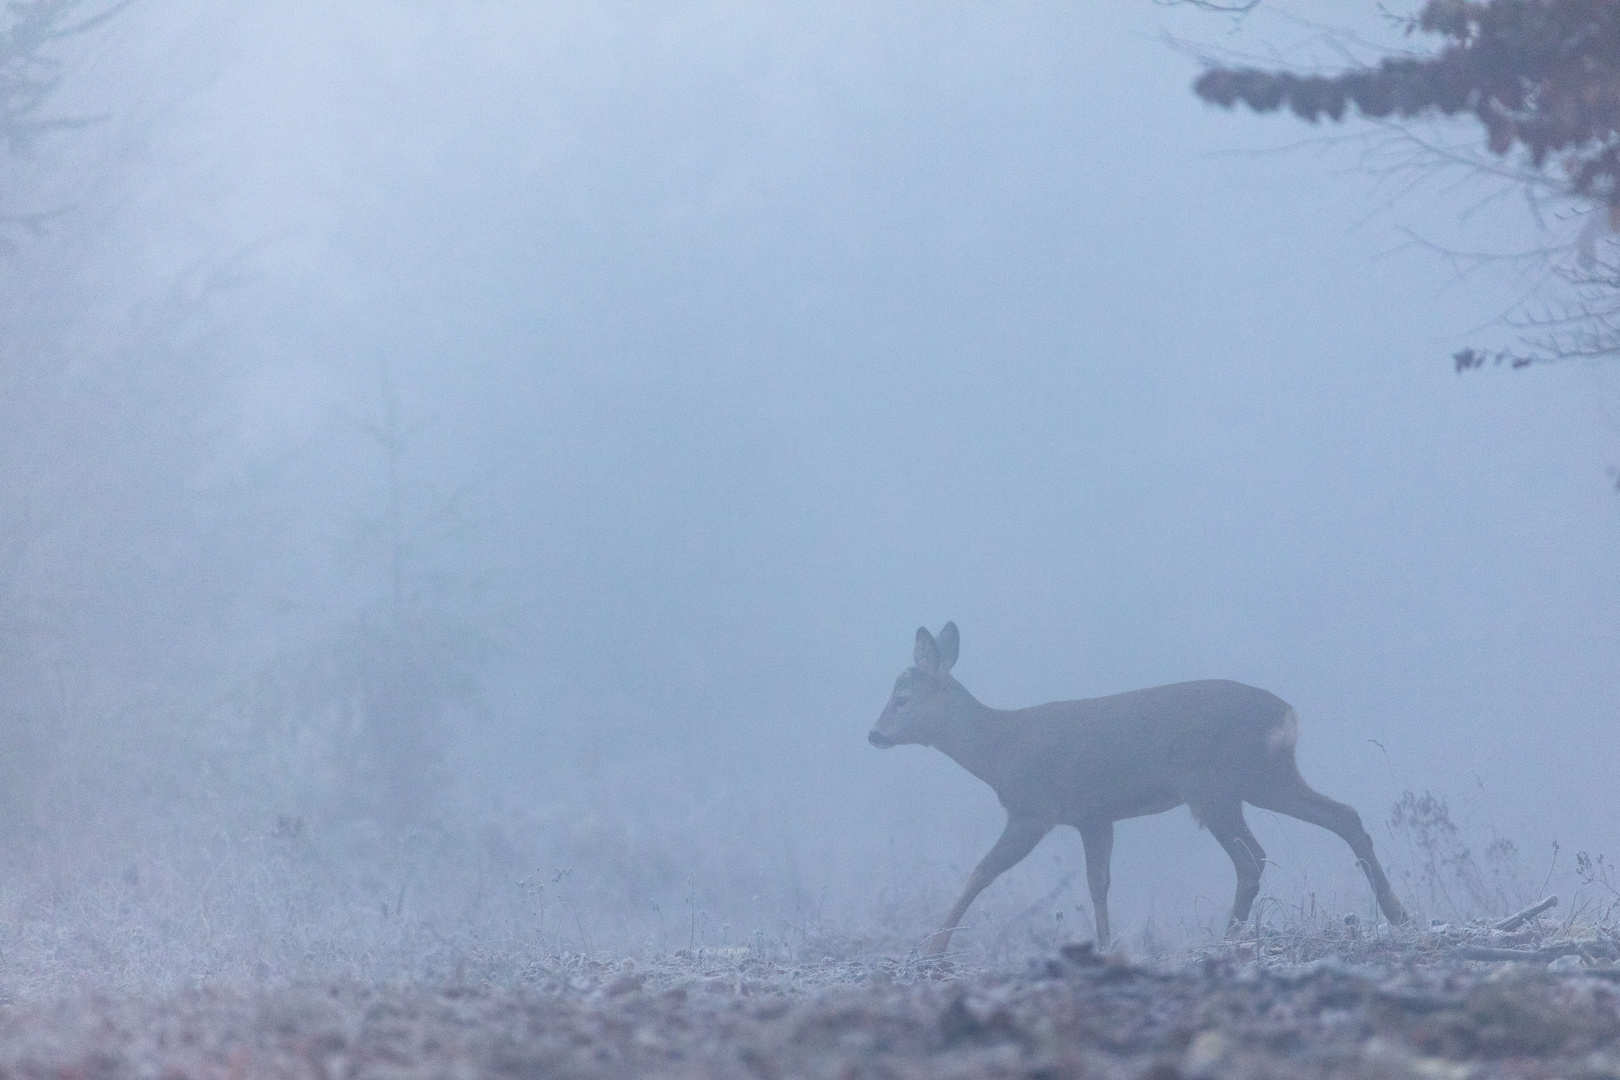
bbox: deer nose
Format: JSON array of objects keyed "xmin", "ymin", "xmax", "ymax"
[{"xmin": 868, "ymin": 730, "xmax": 895, "ymax": 749}]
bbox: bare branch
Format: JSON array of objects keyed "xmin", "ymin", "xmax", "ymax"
[
  {"xmin": 1158, "ymin": 0, "xmax": 1260, "ymax": 13},
  {"xmin": 1189, "ymin": 0, "xmax": 1620, "ymax": 371},
  {"xmin": 1494, "ymin": 895, "xmax": 1559, "ymax": 932},
  {"xmin": 0, "ymin": 1, "xmax": 125, "ymax": 247}
]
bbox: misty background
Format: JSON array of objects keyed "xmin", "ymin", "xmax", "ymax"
[{"xmin": 0, "ymin": 0, "xmax": 1616, "ymax": 989}]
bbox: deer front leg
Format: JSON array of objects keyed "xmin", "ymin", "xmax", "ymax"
[
  {"xmin": 1077, "ymin": 818, "xmax": 1115, "ymax": 949},
  {"xmin": 924, "ymin": 816, "xmax": 1050, "ymax": 955}
]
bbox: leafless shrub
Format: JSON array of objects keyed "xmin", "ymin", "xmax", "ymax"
[{"xmin": 1386, "ymin": 788, "xmax": 1532, "ymax": 922}]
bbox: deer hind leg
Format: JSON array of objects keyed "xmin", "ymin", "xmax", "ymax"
[
  {"xmin": 1199, "ymin": 802, "xmax": 1267, "ymax": 934},
  {"xmin": 1077, "ymin": 819, "xmax": 1114, "ymax": 949},
  {"xmin": 1249, "ymin": 778, "xmax": 1408, "ymax": 926},
  {"xmin": 925, "ymin": 816, "xmax": 1050, "ymax": 956}
]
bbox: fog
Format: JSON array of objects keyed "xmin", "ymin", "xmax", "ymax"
[{"xmin": 1, "ymin": 1, "xmax": 1617, "ymax": 989}]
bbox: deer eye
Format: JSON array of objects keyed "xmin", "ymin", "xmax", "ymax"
[{"xmin": 893, "ymin": 695, "xmax": 909, "ymax": 709}]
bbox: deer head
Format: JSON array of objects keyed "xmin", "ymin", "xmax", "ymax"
[{"xmin": 868, "ymin": 622, "xmax": 961, "ymax": 748}]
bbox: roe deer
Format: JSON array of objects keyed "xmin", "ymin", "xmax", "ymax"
[{"xmin": 868, "ymin": 623, "xmax": 1406, "ymax": 953}]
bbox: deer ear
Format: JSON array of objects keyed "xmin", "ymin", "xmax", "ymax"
[
  {"xmin": 936, "ymin": 622, "xmax": 959, "ymax": 670},
  {"xmin": 914, "ymin": 626, "xmax": 941, "ymax": 671}
]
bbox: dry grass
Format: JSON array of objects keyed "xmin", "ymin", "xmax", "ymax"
[{"xmin": 1, "ymin": 759, "xmax": 1617, "ymax": 1076}]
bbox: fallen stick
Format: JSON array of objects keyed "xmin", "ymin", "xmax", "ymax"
[
  {"xmin": 1458, "ymin": 946, "xmax": 1534, "ymax": 961},
  {"xmin": 1494, "ymin": 895, "xmax": 1558, "ymax": 932},
  {"xmin": 1455, "ymin": 944, "xmax": 1581, "ymax": 962}
]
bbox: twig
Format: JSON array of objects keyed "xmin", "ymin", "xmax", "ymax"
[
  {"xmin": 1494, "ymin": 895, "xmax": 1558, "ymax": 932},
  {"xmin": 1456, "ymin": 942, "xmax": 1581, "ymax": 962},
  {"xmin": 989, "ymin": 871, "xmax": 1077, "ymax": 955},
  {"xmin": 1456, "ymin": 945, "xmax": 1540, "ymax": 962},
  {"xmin": 1541, "ymin": 842, "xmax": 1561, "ymax": 900}
]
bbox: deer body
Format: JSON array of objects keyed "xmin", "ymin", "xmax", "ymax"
[{"xmin": 869, "ymin": 624, "xmax": 1406, "ymax": 953}]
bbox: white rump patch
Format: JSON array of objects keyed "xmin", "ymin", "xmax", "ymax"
[{"xmin": 1265, "ymin": 708, "xmax": 1299, "ymax": 756}]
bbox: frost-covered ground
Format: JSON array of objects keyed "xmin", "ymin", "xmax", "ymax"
[
  {"xmin": 5, "ymin": 918, "xmax": 1620, "ymax": 1079},
  {"xmin": 0, "ymin": 785, "xmax": 1609, "ymax": 1077}
]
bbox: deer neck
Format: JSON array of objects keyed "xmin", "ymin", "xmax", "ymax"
[{"xmin": 926, "ymin": 683, "xmax": 1004, "ymax": 786}]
